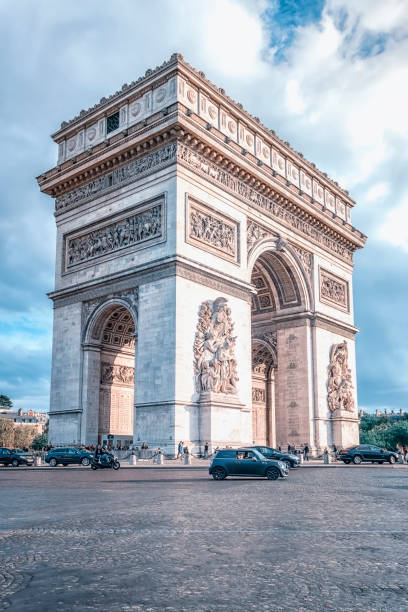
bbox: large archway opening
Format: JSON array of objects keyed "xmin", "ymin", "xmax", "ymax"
[
  {"xmin": 98, "ymin": 306, "xmax": 135, "ymax": 448},
  {"xmin": 250, "ymin": 246, "xmax": 310, "ymax": 449},
  {"xmin": 84, "ymin": 303, "xmax": 136, "ymax": 449}
]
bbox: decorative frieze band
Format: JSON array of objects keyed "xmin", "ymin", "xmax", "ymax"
[
  {"xmin": 100, "ymin": 362, "xmax": 134, "ymax": 386},
  {"xmin": 319, "ymin": 267, "xmax": 349, "ymax": 312},
  {"xmin": 64, "ymin": 197, "xmax": 165, "ymax": 272},
  {"xmin": 178, "ymin": 143, "xmax": 354, "ymax": 262},
  {"xmin": 55, "ymin": 142, "xmax": 177, "ymax": 214},
  {"xmin": 186, "ymin": 196, "xmax": 239, "ymax": 264}
]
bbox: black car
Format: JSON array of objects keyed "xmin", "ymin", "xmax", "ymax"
[
  {"xmin": 338, "ymin": 444, "xmax": 398, "ymax": 465},
  {"xmin": 250, "ymin": 445, "xmax": 301, "ymax": 469},
  {"xmin": 45, "ymin": 447, "xmax": 94, "ymax": 467},
  {"xmin": 209, "ymin": 448, "xmax": 289, "ymax": 480},
  {"xmin": 0, "ymin": 447, "xmax": 34, "ymax": 467}
]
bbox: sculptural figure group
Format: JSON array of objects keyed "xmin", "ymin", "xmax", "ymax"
[
  {"xmin": 327, "ymin": 341, "xmax": 355, "ymax": 412},
  {"xmin": 194, "ymin": 297, "xmax": 239, "ymax": 395}
]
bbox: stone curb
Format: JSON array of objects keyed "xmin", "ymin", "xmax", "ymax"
[{"xmin": 2, "ymin": 463, "xmax": 406, "ymax": 472}]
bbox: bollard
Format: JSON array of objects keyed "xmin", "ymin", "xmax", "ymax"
[
  {"xmin": 323, "ymin": 452, "xmax": 329, "ymax": 464},
  {"xmin": 35, "ymin": 456, "xmax": 42, "ymax": 467},
  {"xmin": 129, "ymin": 455, "xmax": 137, "ymax": 466},
  {"xmin": 158, "ymin": 454, "xmax": 164, "ymax": 465},
  {"xmin": 298, "ymin": 454, "xmax": 304, "ymax": 465},
  {"xmin": 184, "ymin": 453, "xmax": 191, "ymax": 465}
]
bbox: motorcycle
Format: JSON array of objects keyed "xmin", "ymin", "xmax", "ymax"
[{"xmin": 90, "ymin": 452, "xmax": 120, "ymax": 470}]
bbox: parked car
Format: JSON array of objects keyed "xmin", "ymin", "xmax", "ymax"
[
  {"xmin": 0, "ymin": 447, "xmax": 34, "ymax": 467},
  {"xmin": 45, "ymin": 447, "xmax": 94, "ymax": 467},
  {"xmin": 250, "ymin": 445, "xmax": 301, "ymax": 469},
  {"xmin": 209, "ymin": 448, "xmax": 289, "ymax": 480},
  {"xmin": 338, "ymin": 445, "xmax": 398, "ymax": 465}
]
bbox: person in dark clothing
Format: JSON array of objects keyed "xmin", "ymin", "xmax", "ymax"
[{"xmin": 303, "ymin": 444, "xmax": 309, "ymax": 461}]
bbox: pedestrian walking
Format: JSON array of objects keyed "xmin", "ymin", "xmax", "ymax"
[
  {"xmin": 204, "ymin": 441, "xmax": 209, "ymax": 459},
  {"xmin": 303, "ymin": 444, "xmax": 309, "ymax": 461},
  {"xmin": 177, "ymin": 441, "xmax": 184, "ymax": 459}
]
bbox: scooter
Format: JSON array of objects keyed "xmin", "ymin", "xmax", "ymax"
[{"xmin": 90, "ymin": 452, "xmax": 120, "ymax": 470}]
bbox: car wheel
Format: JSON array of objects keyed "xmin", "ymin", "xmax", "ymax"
[
  {"xmin": 353, "ymin": 455, "xmax": 363, "ymax": 465},
  {"xmin": 343, "ymin": 460, "xmax": 351, "ymax": 464},
  {"xmin": 49, "ymin": 458, "xmax": 57, "ymax": 467},
  {"xmin": 212, "ymin": 467, "xmax": 227, "ymax": 480},
  {"xmin": 266, "ymin": 467, "xmax": 280, "ymax": 480},
  {"xmin": 378, "ymin": 461, "xmax": 384, "ymax": 464},
  {"xmin": 113, "ymin": 460, "xmax": 120, "ymax": 470},
  {"xmin": 81, "ymin": 457, "xmax": 90, "ymax": 466},
  {"xmin": 389, "ymin": 455, "xmax": 396, "ymax": 464},
  {"xmin": 11, "ymin": 459, "xmax": 19, "ymax": 468}
]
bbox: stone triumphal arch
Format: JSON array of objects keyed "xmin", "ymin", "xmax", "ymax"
[{"xmin": 38, "ymin": 54, "xmax": 366, "ymax": 454}]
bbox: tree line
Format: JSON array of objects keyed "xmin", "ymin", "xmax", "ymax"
[{"xmin": 360, "ymin": 414, "xmax": 408, "ymax": 449}]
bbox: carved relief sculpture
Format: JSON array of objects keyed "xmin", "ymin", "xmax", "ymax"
[
  {"xmin": 101, "ymin": 362, "xmax": 134, "ymax": 386},
  {"xmin": 247, "ymin": 221, "xmax": 271, "ymax": 253},
  {"xmin": 186, "ymin": 197, "xmax": 239, "ymax": 263},
  {"xmin": 193, "ymin": 297, "xmax": 239, "ymax": 394},
  {"xmin": 320, "ymin": 268, "xmax": 349, "ymax": 311},
  {"xmin": 66, "ymin": 204, "xmax": 162, "ymax": 268},
  {"xmin": 327, "ymin": 341, "xmax": 355, "ymax": 412},
  {"xmin": 56, "ymin": 142, "xmax": 177, "ymax": 212},
  {"xmin": 252, "ymin": 388, "xmax": 266, "ymax": 402}
]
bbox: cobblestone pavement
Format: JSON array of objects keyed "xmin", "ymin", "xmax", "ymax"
[{"xmin": 0, "ymin": 466, "xmax": 407, "ymax": 611}]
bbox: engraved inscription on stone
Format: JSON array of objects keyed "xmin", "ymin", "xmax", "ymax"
[
  {"xmin": 186, "ymin": 196, "xmax": 239, "ymax": 263},
  {"xmin": 65, "ymin": 201, "xmax": 163, "ymax": 270},
  {"xmin": 319, "ymin": 267, "xmax": 349, "ymax": 311}
]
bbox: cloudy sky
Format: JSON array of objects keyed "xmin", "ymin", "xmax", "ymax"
[{"xmin": 0, "ymin": 0, "xmax": 407, "ymax": 413}]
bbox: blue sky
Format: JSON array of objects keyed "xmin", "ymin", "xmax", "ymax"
[{"xmin": 0, "ymin": 0, "xmax": 407, "ymax": 413}]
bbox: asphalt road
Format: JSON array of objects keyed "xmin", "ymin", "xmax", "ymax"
[{"xmin": 1, "ymin": 465, "xmax": 407, "ymax": 611}]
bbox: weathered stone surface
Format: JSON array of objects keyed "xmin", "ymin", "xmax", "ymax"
[{"xmin": 40, "ymin": 57, "xmax": 365, "ymax": 452}]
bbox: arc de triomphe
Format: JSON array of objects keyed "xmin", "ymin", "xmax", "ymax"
[{"xmin": 37, "ymin": 54, "xmax": 366, "ymax": 454}]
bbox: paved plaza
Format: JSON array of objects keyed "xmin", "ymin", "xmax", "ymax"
[{"xmin": 1, "ymin": 465, "xmax": 407, "ymax": 611}]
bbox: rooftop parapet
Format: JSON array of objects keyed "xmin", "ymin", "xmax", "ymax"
[{"xmin": 49, "ymin": 54, "xmax": 356, "ymax": 226}]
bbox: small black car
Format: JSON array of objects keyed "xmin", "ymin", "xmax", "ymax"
[
  {"xmin": 250, "ymin": 445, "xmax": 301, "ymax": 469},
  {"xmin": 45, "ymin": 447, "xmax": 93, "ymax": 467},
  {"xmin": 209, "ymin": 448, "xmax": 289, "ymax": 480},
  {"xmin": 0, "ymin": 447, "xmax": 34, "ymax": 467},
  {"xmin": 338, "ymin": 444, "xmax": 398, "ymax": 465}
]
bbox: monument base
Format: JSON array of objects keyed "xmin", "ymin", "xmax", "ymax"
[
  {"xmin": 199, "ymin": 392, "xmax": 249, "ymax": 451},
  {"xmin": 331, "ymin": 409, "xmax": 360, "ymax": 449}
]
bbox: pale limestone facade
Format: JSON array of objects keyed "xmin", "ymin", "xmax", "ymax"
[{"xmin": 38, "ymin": 54, "xmax": 366, "ymax": 454}]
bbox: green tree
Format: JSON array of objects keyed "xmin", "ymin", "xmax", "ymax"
[
  {"xmin": 14, "ymin": 426, "xmax": 37, "ymax": 450},
  {"xmin": 0, "ymin": 394, "xmax": 13, "ymax": 409},
  {"xmin": 0, "ymin": 418, "xmax": 14, "ymax": 447},
  {"xmin": 31, "ymin": 433, "xmax": 48, "ymax": 450}
]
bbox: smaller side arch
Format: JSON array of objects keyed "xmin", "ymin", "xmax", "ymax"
[
  {"xmin": 247, "ymin": 237, "xmax": 314, "ymax": 312},
  {"xmin": 83, "ymin": 296, "xmax": 138, "ymax": 345}
]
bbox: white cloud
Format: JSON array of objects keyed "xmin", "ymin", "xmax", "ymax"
[
  {"xmin": 378, "ymin": 198, "xmax": 408, "ymax": 251},
  {"xmin": 364, "ymin": 183, "xmax": 389, "ymax": 202},
  {"xmin": 1, "ymin": 0, "xmax": 408, "ymax": 413}
]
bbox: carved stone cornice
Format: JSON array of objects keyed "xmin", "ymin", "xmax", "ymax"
[
  {"xmin": 177, "ymin": 140, "xmax": 362, "ymax": 262},
  {"xmin": 48, "ymin": 255, "xmax": 254, "ymax": 308}
]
